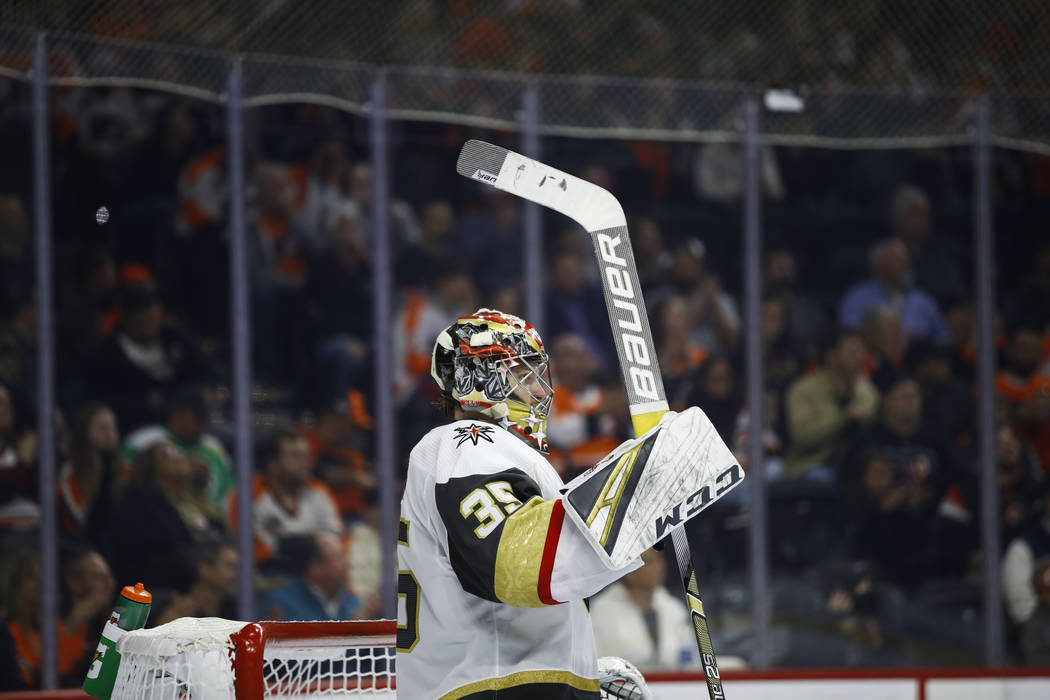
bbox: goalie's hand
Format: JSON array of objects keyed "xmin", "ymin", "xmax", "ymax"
[
  {"xmin": 598, "ymin": 656, "xmax": 653, "ymax": 700},
  {"xmin": 561, "ymin": 407, "xmax": 743, "ymax": 569}
]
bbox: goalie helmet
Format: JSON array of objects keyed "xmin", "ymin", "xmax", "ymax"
[{"xmin": 431, "ymin": 309, "xmax": 553, "ymax": 453}]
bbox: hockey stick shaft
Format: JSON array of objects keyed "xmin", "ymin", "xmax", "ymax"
[{"xmin": 457, "ymin": 140, "xmax": 727, "ymax": 700}]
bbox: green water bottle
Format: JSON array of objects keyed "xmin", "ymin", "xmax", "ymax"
[{"xmin": 82, "ymin": 582, "xmax": 153, "ymax": 699}]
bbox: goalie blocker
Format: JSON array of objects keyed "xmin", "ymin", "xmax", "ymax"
[{"xmin": 561, "ymin": 407, "xmax": 743, "ymax": 570}]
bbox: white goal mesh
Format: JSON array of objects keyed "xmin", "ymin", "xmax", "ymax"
[{"xmin": 112, "ymin": 618, "xmax": 396, "ymax": 699}]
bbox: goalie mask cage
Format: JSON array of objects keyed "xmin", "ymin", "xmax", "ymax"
[{"xmin": 111, "ymin": 618, "xmax": 396, "ymax": 699}]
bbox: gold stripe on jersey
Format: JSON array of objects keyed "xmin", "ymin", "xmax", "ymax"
[
  {"xmin": 438, "ymin": 669, "xmax": 600, "ymax": 699},
  {"xmin": 494, "ymin": 496, "xmax": 553, "ymax": 607},
  {"xmin": 398, "ymin": 517, "xmax": 410, "ymax": 546}
]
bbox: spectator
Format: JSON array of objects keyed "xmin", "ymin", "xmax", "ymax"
[
  {"xmin": 260, "ymin": 532, "xmax": 360, "ymax": 621},
  {"xmin": 838, "ymin": 237, "xmax": 951, "ymax": 348},
  {"xmin": 784, "ymin": 330, "xmax": 879, "ymax": 480},
  {"xmin": 0, "ymin": 382, "xmax": 38, "ymax": 531},
  {"xmin": 544, "ymin": 247, "xmax": 616, "ymax": 372},
  {"xmin": 0, "ymin": 597, "xmax": 23, "ymax": 689},
  {"xmin": 906, "ymin": 340, "xmax": 974, "ymax": 450},
  {"xmin": 888, "ymin": 184, "xmax": 965, "ymax": 309},
  {"xmin": 1007, "ymin": 242, "xmax": 1050, "ymax": 334},
  {"xmin": 590, "ymin": 548, "xmax": 697, "ymax": 670},
  {"xmin": 308, "ymin": 203, "xmax": 373, "ymax": 400},
  {"xmin": 0, "ymin": 194, "xmax": 31, "ymax": 320},
  {"xmin": 290, "ymin": 134, "xmax": 350, "ymax": 255},
  {"xmin": 123, "ymin": 386, "xmax": 233, "ymax": 510},
  {"xmin": 685, "ymin": 356, "xmax": 742, "ymax": 445},
  {"xmin": 89, "ymin": 281, "xmax": 215, "ymax": 432},
  {"xmin": 763, "ymin": 246, "xmax": 830, "ymax": 366},
  {"xmin": 228, "ymin": 428, "xmax": 342, "ymax": 563},
  {"xmin": 250, "ymin": 162, "xmax": 313, "ymax": 384},
  {"xmin": 392, "ymin": 267, "xmax": 481, "ymax": 454},
  {"xmin": 452, "ymin": 189, "xmax": 523, "ymax": 295},
  {"xmin": 58, "ymin": 547, "xmax": 118, "ymax": 682},
  {"xmin": 392, "ymin": 267, "xmax": 477, "ymax": 405},
  {"xmin": 632, "ymin": 217, "xmax": 673, "ymax": 292},
  {"xmin": 997, "ymin": 322, "xmax": 1050, "ymax": 469},
  {"xmin": 653, "ymin": 295, "xmax": 708, "ymax": 409},
  {"xmin": 849, "ymin": 448, "xmax": 937, "ymax": 590},
  {"xmin": 397, "ymin": 199, "xmax": 456, "ymax": 282},
  {"xmin": 127, "ymin": 100, "xmax": 202, "ymax": 202},
  {"xmin": 0, "ymin": 547, "xmax": 113, "ymax": 689},
  {"xmin": 844, "ymin": 372, "xmax": 973, "ymax": 577},
  {"xmin": 547, "ymin": 333, "xmax": 623, "ymax": 475},
  {"xmin": 0, "ymin": 292, "xmax": 37, "ymax": 414},
  {"xmin": 858, "ymin": 305, "xmax": 904, "ymax": 384},
  {"xmin": 345, "ymin": 493, "xmax": 383, "ymax": 620},
  {"xmin": 1003, "ymin": 483, "xmax": 1050, "ymax": 633},
  {"xmin": 175, "ymin": 145, "xmax": 226, "ymax": 239},
  {"xmin": 152, "ymin": 535, "xmax": 238, "ymax": 626},
  {"xmin": 343, "ymin": 162, "xmax": 420, "ymax": 253},
  {"xmin": 998, "ymin": 425, "xmax": 1046, "ymax": 545},
  {"xmin": 249, "ymin": 162, "xmax": 311, "ymax": 292},
  {"xmin": 298, "ymin": 392, "xmax": 375, "ymax": 523},
  {"xmin": 58, "ymin": 402, "xmax": 126, "ymax": 539},
  {"xmin": 655, "ymin": 239, "xmax": 740, "ymax": 358},
  {"xmin": 58, "ymin": 246, "xmax": 119, "ymax": 373},
  {"xmin": 824, "ymin": 561, "xmax": 884, "ymax": 653},
  {"xmin": 695, "ymin": 121, "xmax": 784, "ymax": 205},
  {"xmin": 97, "ymin": 441, "xmax": 222, "ymax": 590},
  {"xmin": 761, "ymin": 293, "xmax": 804, "ymax": 397},
  {"xmin": 944, "ymin": 298, "xmax": 977, "ymax": 382},
  {"xmin": 1020, "ymin": 557, "xmax": 1050, "ymax": 665}
]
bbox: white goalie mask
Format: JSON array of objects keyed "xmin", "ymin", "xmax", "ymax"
[{"xmin": 431, "ymin": 309, "xmax": 553, "ymax": 453}]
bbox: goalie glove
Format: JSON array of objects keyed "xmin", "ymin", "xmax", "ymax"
[
  {"xmin": 598, "ymin": 656, "xmax": 653, "ymax": 700},
  {"xmin": 561, "ymin": 407, "xmax": 743, "ymax": 569}
]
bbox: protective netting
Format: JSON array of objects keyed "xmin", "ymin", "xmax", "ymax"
[
  {"xmin": 4, "ymin": 0, "xmax": 1050, "ymax": 91},
  {"xmin": 112, "ymin": 618, "xmax": 396, "ymax": 699},
  {"xmin": 1, "ymin": 3, "xmax": 1049, "ymax": 145}
]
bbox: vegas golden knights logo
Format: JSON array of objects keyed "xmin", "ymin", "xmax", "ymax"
[{"xmin": 453, "ymin": 423, "xmax": 495, "ymax": 448}]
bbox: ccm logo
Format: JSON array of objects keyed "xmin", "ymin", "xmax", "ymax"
[
  {"xmin": 654, "ymin": 464, "xmax": 742, "ymax": 538},
  {"xmin": 473, "ymin": 170, "xmax": 498, "ymax": 183},
  {"xmin": 596, "ymin": 232, "xmax": 659, "ymax": 401}
]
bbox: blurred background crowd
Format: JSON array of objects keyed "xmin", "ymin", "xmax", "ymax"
[{"xmin": 2, "ymin": 0, "xmax": 1050, "ymax": 691}]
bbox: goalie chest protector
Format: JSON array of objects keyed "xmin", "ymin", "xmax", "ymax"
[{"xmin": 396, "ymin": 420, "xmax": 602, "ymax": 700}]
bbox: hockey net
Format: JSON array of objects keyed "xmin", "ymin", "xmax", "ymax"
[{"xmin": 112, "ymin": 618, "xmax": 396, "ymax": 699}]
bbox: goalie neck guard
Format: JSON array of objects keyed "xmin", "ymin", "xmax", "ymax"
[{"xmin": 431, "ymin": 309, "xmax": 553, "ymax": 453}]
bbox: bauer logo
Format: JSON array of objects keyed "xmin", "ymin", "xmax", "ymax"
[
  {"xmin": 594, "ymin": 232, "xmax": 660, "ymax": 402},
  {"xmin": 473, "ymin": 170, "xmax": 498, "ymax": 183}
]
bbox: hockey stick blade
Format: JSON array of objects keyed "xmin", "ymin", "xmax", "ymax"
[
  {"xmin": 457, "ymin": 139, "xmax": 627, "ymax": 233},
  {"xmin": 457, "ymin": 139, "xmax": 668, "ymax": 428},
  {"xmin": 457, "ymin": 139, "xmax": 732, "ymax": 700}
]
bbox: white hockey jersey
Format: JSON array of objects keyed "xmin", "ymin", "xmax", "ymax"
[{"xmin": 396, "ymin": 419, "xmax": 640, "ymax": 700}]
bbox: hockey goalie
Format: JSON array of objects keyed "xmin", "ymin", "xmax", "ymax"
[{"xmin": 396, "ymin": 309, "xmax": 740, "ymax": 699}]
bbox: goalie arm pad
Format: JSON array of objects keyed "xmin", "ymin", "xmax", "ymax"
[{"xmin": 561, "ymin": 407, "xmax": 744, "ymax": 569}]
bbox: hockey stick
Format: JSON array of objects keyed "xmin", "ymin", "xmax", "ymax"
[{"xmin": 457, "ymin": 140, "xmax": 727, "ymax": 700}]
